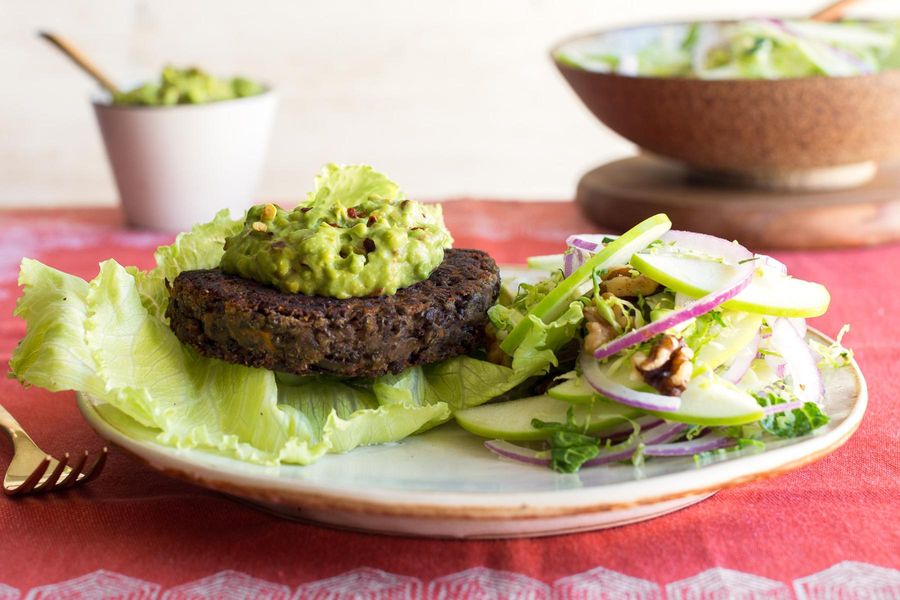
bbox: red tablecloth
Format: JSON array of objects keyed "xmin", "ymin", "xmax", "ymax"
[{"xmin": 0, "ymin": 202, "xmax": 897, "ymax": 598}]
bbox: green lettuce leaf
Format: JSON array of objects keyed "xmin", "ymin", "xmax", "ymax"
[
  {"xmin": 278, "ymin": 375, "xmax": 450, "ymax": 455},
  {"xmin": 509, "ymin": 301, "xmax": 584, "ymax": 376},
  {"xmin": 308, "ymin": 163, "xmax": 403, "ymax": 205},
  {"xmin": 10, "ymin": 203, "xmax": 546, "ymax": 466},
  {"xmin": 131, "ymin": 209, "xmax": 243, "ymax": 319},
  {"xmin": 423, "ymin": 356, "xmax": 523, "ymax": 412},
  {"xmin": 488, "ymin": 266, "xmax": 583, "ymax": 377}
]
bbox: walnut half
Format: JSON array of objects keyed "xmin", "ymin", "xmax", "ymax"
[
  {"xmin": 632, "ymin": 334, "xmax": 694, "ymax": 396},
  {"xmin": 601, "ymin": 266, "xmax": 660, "ymax": 298},
  {"xmin": 582, "ymin": 303, "xmax": 627, "ymax": 354}
]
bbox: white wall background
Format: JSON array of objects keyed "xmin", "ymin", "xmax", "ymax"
[{"xmin": 2, "ymin": 0, "xmax": 897, "ymax": 206}]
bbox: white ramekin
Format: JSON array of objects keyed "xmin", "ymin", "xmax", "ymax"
[{"xmin": 93, "ymin": 90, "xmax": 277, "ymax": 231}]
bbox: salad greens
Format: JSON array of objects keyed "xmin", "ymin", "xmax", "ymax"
[
  {"xmin": 461, "ymin": 221, "xmax": 852, "ymax": 473},
  {"xmin": 754, "ymin": 392, "xmax": 830, "ymax": 439},
  {"xmin": 8, "ymin": 169, "xmax": 555, "ymax": 467},
  {"xmin": 9, "ymin": 197, "xmax": 852, "ymax": 473},
  {"xmin": 556, "ymin": 19, "xmax": 900, "ymax": 79},
  {"xmin": 532, "ymin": 408, "xmax": 602, "ymax": 473}
]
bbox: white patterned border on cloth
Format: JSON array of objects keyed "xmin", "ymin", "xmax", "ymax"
[{"xmin": 4, "ymin": 561, "xmax": 898, "ymax": 600}]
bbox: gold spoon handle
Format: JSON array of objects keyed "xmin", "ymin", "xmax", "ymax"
[
  {"xmin": 38, "ymin": 31, "xmax": 121, "ymax": 96},
  {"xmin": 810, "ymin": 0, "xmax": 860, "ymax": 22}
]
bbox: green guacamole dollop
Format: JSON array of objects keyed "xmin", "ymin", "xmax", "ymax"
[
  {"xmin": 219, "ymin": 164, "xmax": 453, "ymax": 298},
  {"xmin": 113, "ymin": 66, "xmax": 264, "ymax": 106}
]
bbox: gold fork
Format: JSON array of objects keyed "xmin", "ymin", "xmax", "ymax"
[{"xmin": 1, "ymin": 402, "xmax": 107, "ymax": 496}]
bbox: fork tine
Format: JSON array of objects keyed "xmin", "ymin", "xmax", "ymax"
[
  {"xmin": 78, "ymin": 447, "xmax": 108, "ymax": 484},
  {"xmin": 57, "ymin": 451, "xmax": 87, "ymax": 489},
  {"xmin": 34, "ymin": 453, "xmax": 69, "ymax": 492},
  {"xmin": 5, "ymin": 456, "xmax": 51, "ymax": 496}
]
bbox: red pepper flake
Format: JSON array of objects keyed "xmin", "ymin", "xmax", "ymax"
[
  {"xmin": 363, "ymin": 238, "xmax": 376, "ymax": 253},
  {"xmin": 410, "ymin": 226, "xmax": 424, "ymax": 231},
  {"xmin": 367, "ymin": 215, "xmax": 377, "ymax": 226},
  {"xmin": 347, "ymin": 207, "xmax": 359, "ymax": 218},
  {"xmin": 327, "ymin": 222, "xmax": 337, "ymax": 227},
  {"xmin": 300, "ymin": 207, "xmax": 312, "ymax": 213}
]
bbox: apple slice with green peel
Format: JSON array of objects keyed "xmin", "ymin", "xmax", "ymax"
[
  {"xmin": 547, "ymin": 375, "xmax": 598, "ymax": 404},
  {"xmin": 737, "ymin": 358, "xmax": 782, "ymax": 392},
  {"xmin": 526, "ymin": 253, "xmax": 564, "ymax": 271},
  {"xmin": 500, "ymin": 214, "xmax": 672, "ymax": 354},
  {"xmin": 454, "ymin": 394, "xmax": 640, "ymax": 441},
  {"xmin": 630, "ymin": 252, "xmax": 830, "ymax": 318},
  {"xmin": 644, "ymin": 374, "xmax": 765, "ymax": 426},
  {"xmin": 693, "ymin": 311, "xmax": 764, "ymax": 376}
]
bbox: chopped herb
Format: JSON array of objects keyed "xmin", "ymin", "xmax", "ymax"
[
  {"xmin": 532, "ymin": 407, "xmax": 600, "ymax": 473},
  {"xmin": 754, "ymin": 392, "xmax": 829, "ymax": 438}
]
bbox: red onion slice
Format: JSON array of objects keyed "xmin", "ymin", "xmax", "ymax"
[
  {"xmin": 563, "ymin": 248, "xmax": 590, "ymax": 278},
  {"xmin": 593, "ymin": 416, "xmax": 663, "ymax": 441},
  {"xmin": 580, "ymin": 352, "xmax": 681, "ymax": 412},
  {"xmin": 769, "ymin": 318, "xmax": 824, "ymax": 404},
  {"xmin": 721, "ymin": 334, "xmax": 760, "ymax": 384},
  {"xmin": 788, "ymin": 317, "xmax": 808, "ymax": 339},
  {"xmin": 661, "ymin": 230, "xmax": 753, "ymax": 264},
  {"xmin": 484, "ymin": 440, "xmax": 549, "ymax": 466},
  {"xmin": 582, "ymin": 421, "xmax": 688, "ymax": 467},
  {"xmin": 643, "ymin": 433, "xmax": 735, "ymax": 457},
  {"xmin": 762, "ymin": 399, "xmax": 805, "ymax": 415},
  {"xmin": 566, "ymin": 234, "xmax": 610, "ymax": 253},
  {"xmin": 592, "ymin": 264, "xmax": 754, "ymax": 360},
  {"xmin": 484, "ymin": 421, "xmax": 688, "ymax": 469}
]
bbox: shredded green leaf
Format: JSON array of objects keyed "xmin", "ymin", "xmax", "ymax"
[
  {"xmin": 532, "ymin": 407, "xmax": 600, "ymax": 473},
  {"xmin": 754, "ymin": 392, "xmax": 830, "ymax": 438},
  {"xmin": 810, "ymin": 324, "xmax": 854, "ymax": 369}
]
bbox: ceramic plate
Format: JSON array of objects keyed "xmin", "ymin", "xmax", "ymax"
[{"xmin": 76, "ymin": 328, "xmax": 865, "ymax": 539}]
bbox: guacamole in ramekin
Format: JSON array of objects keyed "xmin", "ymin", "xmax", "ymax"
[{"xmin": 112, "ymin": 65, "xmax": 265, "ymax": 106}]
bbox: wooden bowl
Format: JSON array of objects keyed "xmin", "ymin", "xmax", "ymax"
[{"xmin": 554, "ymin": 22, "xmax": 900, "ymax": 190}]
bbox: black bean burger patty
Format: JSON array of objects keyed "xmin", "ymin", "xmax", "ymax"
[{"xmin": 166, "ymin": 248, "xmax": 500, "ymax": 378}]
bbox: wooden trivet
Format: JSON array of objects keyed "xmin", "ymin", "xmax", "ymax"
[{"xmin": 576, "ymin": 156, "xmax": 900, "ymax": 249}]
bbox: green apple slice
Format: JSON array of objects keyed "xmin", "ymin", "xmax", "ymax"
[
  {"xmin": 644, "ymin": 374, "xmax": 765, "ymax": 426},
  {"xmin": 630, "ymin": 252, "xmax": 830, "ymax": 318},
  {"xmin": 737, "ymin": 358, "xmax": 782, "ymax": 392},
  {"xmin": 500, "ymin": 214, "xmax": 672, "ymax": 354},
  {"xmin": 693, "ymin": 310, "xmax": 764, "ymax": 376},
  {"xmin": 547, "ymin": 375, "xmax": 598, "ymax": 404},
  {"xmin": 526, "ymin": 253, "xmax": 564, "ymax": 271},
  {"xmin": 454, "ymin": 394, "xmax": 640, "ymax": 441}
]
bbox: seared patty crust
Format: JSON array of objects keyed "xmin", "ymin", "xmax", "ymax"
[{"xmin": 166, "ymin": 249, "xmax": 500, "ymax": 378}]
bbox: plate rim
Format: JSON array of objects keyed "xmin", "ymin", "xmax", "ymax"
[{"xmin": 76, "ymin": 327, "xmax": 867, "ymax": 521}]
